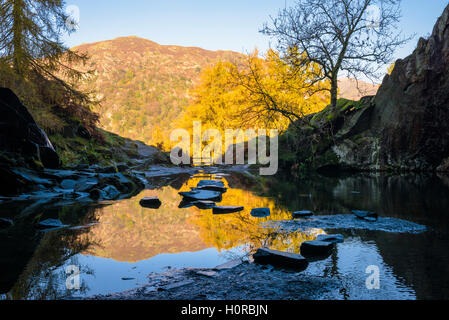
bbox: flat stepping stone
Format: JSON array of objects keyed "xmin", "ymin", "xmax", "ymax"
[
  {"xmin": 140, "ymin": 197, "xmax": 162, "ymax": 209},
  {"xmin": 179, "ymin": 190, "xmax": 222, "ymax": 201},
  {"xmin": 253, "ymin": 248, "xmax": 308, "ymax": 271},
  {"xmin": 197, "ymin": 180, "xmax": 225, "ymax": 188},
  {"xmin": 316, "ymin": 234, "xmax": 344, "ymax": 244},
  {"xmin": 193, "ymin": 200, "xmax": 216, "ymax": 209},
  {"xmin": 213, "ymin": 206, "xmax": 244, "ymax": 214},
  {"xmin": 35, "ymin": 219, "xmax": 69, "ymax": 231},
  {"xmin": 178, "ymin": 200, "xmax": 195, "ymax": 209},
  {"xmin": 194, "ymin": 185, "xmax": 227, "ymax": 193},
  {"xmin": 300, "ymin": 240, "xmax": 335, "ymax": 258},
  {"xmin": 251, "ymin": 208, "xmax": 271, "ymax": 218},
  {"xmin": 293, "ymin": 210, "xmax": 314, "ymax": 218},
  {"xmin": 352, "ymin": 210, "xmax": 378, "ymax": 222}
]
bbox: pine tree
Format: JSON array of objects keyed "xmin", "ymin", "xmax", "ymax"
[{"xmin": 0, "ymin": 0, "xmax": 99, "ymax": 135}]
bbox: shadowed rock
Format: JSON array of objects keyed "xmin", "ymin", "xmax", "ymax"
[
  {"xmin": 213, "ymin": 206, "xmax": 244, "ymax": 214},
  {"xmin": 251, "ymin": 208, "xmax": 271, "ymax": 218},
  {"xmin": 292, "ymin": 210, "xmax": 314, "ymax": 218},
  {"xmin": 140, "ymin": 197, "xmax": 162, "ymax": 209},
  {"xmin": 300, "ymin": 240, "xmax": 335, "ymax": 258},
  {"xmin": 253, "ymin": 248, "xmax": 308, "ymax": 271}
]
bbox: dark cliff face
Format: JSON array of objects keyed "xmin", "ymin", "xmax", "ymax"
[
  {"xmin": 0, "ymin": 87, "xmax": 60, "ymax": 169},
  {"xmin": 371, "ymin": 4, "xmax": 449, "ymax": 170},
  {"xmin": 282, "ymin": 4, "xmax": 449, "ymax": 173}
]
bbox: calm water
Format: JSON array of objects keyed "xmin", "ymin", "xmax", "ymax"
[{"xmin": 1, "ymin": 170, "xmax": 449, "ymax": 300}]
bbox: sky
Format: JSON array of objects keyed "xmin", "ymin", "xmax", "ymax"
[{"xmin": 63, "ymin": 0, "xmax": 449, "ymax": 62}]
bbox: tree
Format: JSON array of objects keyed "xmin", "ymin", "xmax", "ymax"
[
  {"xmin": 0, "ymin": 0, "xmax": 99, "ymax": 134},
  {"xmin": 261, "ymin": 0, "xmax": 411, "ymax": 108},
  {"xmin": 231, "ymin": 49, "xmax": 329, "ymax": 130}
]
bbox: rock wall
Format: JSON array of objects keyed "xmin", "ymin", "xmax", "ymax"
[
  {"xmin": 283, "ymin": 4, "xmax": 449, "ymax": 173},
  {"xmin": 371, "ymin": 4, "xmax": 449, "ymax": 170},
  {"xmin": 0, "ymin": 87, "xmax": 60, "ymax": 169}
]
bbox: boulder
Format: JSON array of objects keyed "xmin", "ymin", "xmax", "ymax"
[
  {"xmin": 0, "ymin": 87, "xmax": 60, "ymax": 169},
  {"xmin": 316, "ymin": 234, "xmax": 344, "ymax": 244},
  {"xmin": 213, "ymin": 206, "xmax": 244, "ymax": 214},
  {"xmin": 250, "ymin": 208, "xmax": 271, "ymax": 218},
  {"xmin": 140, "ymin": 197, "xmax": 162, "ymax": 209},
  {"xmin": 253, "ymin": 248, "xmax": 308, "ymax": 271},
  {"xmin": 300, "ymin": 240, "xmax": 335, "ymax": 258}
]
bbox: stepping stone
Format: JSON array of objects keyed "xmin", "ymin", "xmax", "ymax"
[
  {"xmin": 194, "ymin": 185, "xmax": 227, "ymax": 193},
  {"xmin": 300, "ymin": 240, "xmax": 335, "ymax": 258},
  {"xmin": 197, "ymin": 180, "xmax": 225, "ymax": 188},
  {"xmin": 179, "ymin": 190, "xmax": 222, "ymax": 201},
  {"xmin": 213, "ymin": 206, "xmax": 244, "ymax": 214},
  {"xmin": 352, "ymin": 210, "xmax": 378, "ymax": 222},
  {"xmin": 178, "ymin": 200, "xmax": 195, "ymax": 209},
  {"xmin": 140, "ymin": 197, "xmax": 162, "ymax": 209},
  {"xmin": 253, "ymin": 248, "xmax": 308, "ymax": 271},
  {"xmin": 193, "ymin": 200, "xmax": 216, "ymax": 209},
  {"xmin": 316, "ymin": 234, "xmax": 344, "ymax": 244},
  {"xmin": 251, "ymin": 208, "xmax": 271, "ymax": 218},
  {"xmin": 293, "ymin": 210, "xmax": 314, "ymax": 218},
  {"xmin": 35, "ymin": 219, "xmax": 69, "ymax": 231}
]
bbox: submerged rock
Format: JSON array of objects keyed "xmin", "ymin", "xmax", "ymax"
[
  {"xmin": 251, "ymin": 208, "xmax": 271, "ymax": 218},
  {"xmin": 140, "ymin": 197, "xmax": 162, "ymax": 209},
  {"xmin": 300, "ymin": 240, "xmax": 335, "ymax": 258},
  {"xmin": 253, "ymin": 248, "xmax": 308, "ymax": 271},
  {"xmin": 213, "ymin": 206, "xmax": 244, "ymax": 214}
]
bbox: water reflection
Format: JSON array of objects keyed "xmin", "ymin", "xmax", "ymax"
[{"xmin": 1, "ymin": 171, "xmax": 449, "ymax": 299}]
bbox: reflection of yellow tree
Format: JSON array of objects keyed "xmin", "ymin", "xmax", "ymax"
[
  {"xmin": 77, "ymin": 174, "xmax": 325, "ymax": 263},
  {"xmin": 185, "ymin": 176, "xmax": 323, "ymax": 254}
]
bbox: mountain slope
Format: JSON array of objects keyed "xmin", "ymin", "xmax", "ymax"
[
  {"xmin": 73, "ymin": 37, "xmax": 379, "ymax": 148},
  {"xmin": 72, "ymin": 36, "xmax": 242, "ymax": 148}
]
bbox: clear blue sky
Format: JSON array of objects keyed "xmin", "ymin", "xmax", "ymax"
[{"xmin": 63, "ymin": 0, "xmax": 448, "ymax": 61}]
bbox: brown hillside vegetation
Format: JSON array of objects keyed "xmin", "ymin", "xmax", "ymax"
[
  {"xmin": 72, "ymin": 36, "xmax": 243, "ymax": 147},
  {"xmin": 72, "ymin": 36, "xmax": 379, "ymax": 149},
  {"xmin": 338, "ymin": 78, "xmax": 380, "ymax": 100}
]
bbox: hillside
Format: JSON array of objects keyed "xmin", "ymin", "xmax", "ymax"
[
  {"xmin": 72, "ymin": 36, "xmax": 379, "ymax": 149},
  {"xmin": 72, "ymin": 36, "xmax": 243, "ymax": 148},
  {"xmin": 338, "ymin": 78, "xmax": 380, "ymax": 100}
]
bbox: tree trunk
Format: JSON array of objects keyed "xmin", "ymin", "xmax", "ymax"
[
  {"xmin": 12, "ymin": 0, "xmax": 24, "ymax": 75},
  {"xmin": 330, "ymin": 76, "xmax": 338, "ymax": 108}
]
